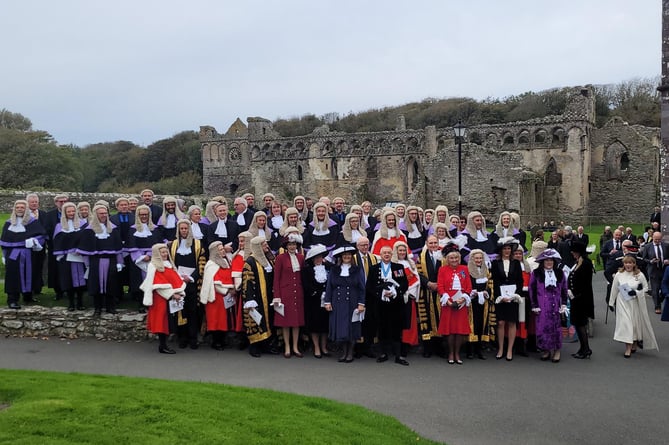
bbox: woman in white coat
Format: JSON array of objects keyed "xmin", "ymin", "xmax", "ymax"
[{"xmin": 609, "ymin": 254, "xmax": 658, "ymax": 358}]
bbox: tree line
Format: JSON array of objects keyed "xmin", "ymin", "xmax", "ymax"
[{"xmin": 0, "ymin": 77, "xmax": 659, "ymax": 194}]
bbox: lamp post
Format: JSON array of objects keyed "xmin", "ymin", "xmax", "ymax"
[{"xmin": 453, "ymin": 120, "xmax": 467, "ymax": 216}]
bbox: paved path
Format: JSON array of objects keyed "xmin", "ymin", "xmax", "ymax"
[{"xmin": 2, "ymin": 274, "xmax": 669, "ymax": 445}]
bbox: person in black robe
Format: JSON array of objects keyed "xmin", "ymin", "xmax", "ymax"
[
  {"xmin": 1, "ymin": 200, "xmax": 47, "ymax": 309},
  {"xmin": 125, "ymin": 205, "xmax": 163, "ymax": 311},
  {"xmin": 26, "ymin": 193, "xmax": 50, "ymax": 299},
  {"xmin": 169, "ymin": 219, "xmax": 207, "ymax": 349},
  {"xmin": 77, "ymin": 204, "xmax": 124, "ymax": 316},
  {"xmin": 463, "ymin": 211, "xmax": 496, "ymax": 261},
  {"xmin": 366, "ymin": 245, "xmax": 410, "ymax": 365},
  {"xmin": 242, "ymin": 236, "xmax": 277, "ymax": 357},
  {"xmin": 156, "ymin": 196, "xmax": 186, "ymax": 242},
  {"xmin": 206, "ymin": 201, "xmax": 239, "ymax": 251},
  {"xmin": 52, "ymin": 202, "xmax": 88, "ymax": 311},
  {"xmin": 417, "ymin": 235, "xmax": 445, "ymax": 358},
  {"xmin": 302, "ymin": 244, "xmax": 331, "ymax": 358},
  {"xmin": 46, "ymin": 194, "xmax": 70, "ymax": 301}
]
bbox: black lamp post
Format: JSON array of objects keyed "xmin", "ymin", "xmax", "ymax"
[{"xmin": 453, "ymin": 120, "xmax": 467, "ymax": 215}]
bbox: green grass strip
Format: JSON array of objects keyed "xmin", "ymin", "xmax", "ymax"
[{"xmin": 0, "ymin": 369, "xmax": 440, "ymax": 445}]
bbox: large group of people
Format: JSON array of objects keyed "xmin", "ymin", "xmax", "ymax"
[{"xmin": 1, "ymin": 191, "xmax": 664, "ymax": 362}]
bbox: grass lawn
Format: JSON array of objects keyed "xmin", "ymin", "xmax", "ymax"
[{"xmin": 0, "ymin": 369, "xmax": 440, "ymax": 445}]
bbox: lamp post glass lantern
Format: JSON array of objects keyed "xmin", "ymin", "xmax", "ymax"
[{"xmin": 453, "ymin": 121, "xmax": 467, "ymax": 215}]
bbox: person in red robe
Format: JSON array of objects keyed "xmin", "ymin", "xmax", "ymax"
[
  {"xmin": 200, "ymin": 241, "xmax": 236, "ymax": 350},
  {"xmin": 371, "ymin": 209, "xmax": 409, "ymax": 256},
  {"xmin": 140, "ymin": 243, "xmax": 186, "ymax": 354}
]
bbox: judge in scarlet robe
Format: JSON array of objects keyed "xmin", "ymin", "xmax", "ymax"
[
  {"xmin": 140, "ymin": 243, "xmax": 186, "ymax": 354},
  {"xmin": 200, "ymin": 241, "xmax": 236, "ymax": 350}
]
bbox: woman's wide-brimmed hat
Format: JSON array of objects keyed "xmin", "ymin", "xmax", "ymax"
[{"xmin": 305, "ymin": 244, "xmax": 328, "ymax": 261}]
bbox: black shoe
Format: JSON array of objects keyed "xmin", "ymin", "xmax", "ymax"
[
  {"xmin": 76, "ymin": 306, "xmax": 86, "ymax": 311},
  {"xmin": 376, "ymin": 354, "xmax": 389, "ymax": 363},
  {"xmin": 26, "ymin": 297, "xmax": 40, "ymax": 304},
  {"xmin": 159, "ymin": 346, "xmax": 176, "ymax": 354},
  {"xmin": 212, "ymin": 344, "xmax": 225, "ymax": 351},
  {"xmin": 67, "ymin": 306, "xmax": 75, "ymax": 312},
  {"xmin": 138, "ymin": 307, "xmax": 146, "ymax": 314},
  {"xmin": 178, "ymin": 342, "xmax": 188, "ymax": 349},
  {"xmin": 573, "ymin": 350, "xmax": 592, "ymax": 359},
  {"xmin": 466, "ymin": 353, "xmax": 474, "ymax": 360},
  {"xmin": 190, "ymin": 343, "xmax": 199, "ymax": 350},
  {"xmin": 93, "ymin": 310, "xmax": 102, "ymax": 317},
  {"xmin": 476, "ymin": 352, "xmax": 486, "ymax": 360},
  {"xmin": 395, "ymin": 357, "xmax": 410, "ymax": 366},
  {"xmin": 8, "ymin": 302, "xmax": 21, "ymax": 310}
]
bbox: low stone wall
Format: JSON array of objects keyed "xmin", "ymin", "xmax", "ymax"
[{"xmin": 0, "ymin": 307, "xmax": 149, "ymax": 341}]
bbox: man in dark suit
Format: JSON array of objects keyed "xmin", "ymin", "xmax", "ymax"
[
  {"xmin": 110, "ymin": 197, "xmax": 133, "ymax": 299},
  {"xmin": 641, "ymin": 231, "xmax": 669, "ymax": 313},
  {"xmin": 651, "ymin": 206, "xmax": 662, "ymax": 225},
  {"xmin": 206, "ymin": 201, "xmax": 239, "ymax": 251},
  {"xmin": 417, "ymin": 235, "xmax": 444, "ymax": 357},
  {"xmin": 366, "ymin": 245, "xmax": 409, "ymax": 365},
  {"xmin": 600, "ymin": 229, "xmax": 623, "ymax": 269},
  {"xmin": 622, "ymin": 227, "xmax": 636, "ymax": 243},
  {"xmin": 140, "ymin": 189, "xmax": 162, "ymax": 224},
  {"xmin": 574, "ymin": 225, "xmax": 589, "ymax": 245},
  {"xmin": 361, "ymin": 201, "xmax": 378, "ymax": 239},
  {"xmin": 353, "ymin": 236, "xmax": 378, "ymax": 359}
]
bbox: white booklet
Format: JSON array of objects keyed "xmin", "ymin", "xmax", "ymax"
[
  {"xmin": 499, "ymin": 285, "xmax": 517, "ymax": 299},
  {"xmin": 249, "ymin": 308, "xmax": 262, "ymax": 325},
  {"xmin": 169, "ymin": 298, "xmax": 184, "ymax": 314}
]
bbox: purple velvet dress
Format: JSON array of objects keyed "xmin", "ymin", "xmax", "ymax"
[{"xmin": 529, "ymin": 268, "xmax": 568, "ymax": 351}]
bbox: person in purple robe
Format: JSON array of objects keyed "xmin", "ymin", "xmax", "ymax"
[
  {"xmin": 529, "ymin": 248, "xmax": 568, "ymax": 363},
  {"xmin": 76, "ymin": 204, "xmax": 124, "ymax": 316},
  {"xmin": 1, "ymin": 200, "xmax": 47, "ymax": 309},
  {"xmin": 52, "ymin": 202, "xmax": 88, "ymax": 311},
  {"xmin": 125, "ymin": 205, "xmax": 163, "ymax": 311}
]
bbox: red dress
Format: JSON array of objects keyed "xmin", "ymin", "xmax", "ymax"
[
  {"xmin": 401, "ymin": 265, "xmax": 419, "ymax": 345},
  {"xmin": 437, "ymin": 265, "xmax": 472, "ymax": 335},
  {"xmin": 146, "ymin": 267, "xmax": 184, "ymax": 335},
  {"xmin": 272, "ymin": 252, "xmax": 305, "ymax": 327}
]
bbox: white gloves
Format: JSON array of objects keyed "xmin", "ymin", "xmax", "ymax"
[
  {"xmin": 116, "ymin": 263, "xmax": 124, "ymax": 272},
  {"xmin": 243, "ymin": 300, "xmax": 258, "ymax": 309},
  {"xmin": 567, "ymin": 290, "xmax": 575, "ymax": 300},
  {"xmin": 56, "ymin": 255, "xmax": 64, "ymax": 262},
  {"xmin": 440, "ymin": 293, "xmax": 450, "ymax": 306},
  {"xmin": 25, "ymin": 238, "xmax": 43, "ymax": 251},
  {"xmin": 559, "ymin": 305, "xmax": 569, "ymax": 316},
  {"xmin": 532, "ymin": 307, "xmax": 541, "ymax": 314},
  {"xmin": 461, "ymin": 293, "xmax": 471, "ymax": 307},
  {"xmin": 1, "ymin": 256, "xmax": 5, "ymax": 265},
  {"xmin": 512, "ymin": 294, "xmax": 522, "ymax": 303}
]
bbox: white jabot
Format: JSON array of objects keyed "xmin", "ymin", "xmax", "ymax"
[
  {"xmin": 177, "ymin": 239, "xmax": 190, "ymax": 255},
  {"xmin": 476, "ymin": 230, "xmax": 488, "ymax": 241},
  {"xmin": 340, "ymin": 263, "xmax": 351, "ymax": 277},
  {"xmin": 8, "ymin": 218, "xmax": 25, "ymax": 233},
  {"xmin": 215, "ymin": 220, "xmax": 228, "ymax": 238},
  {"xmin": 191, "ymin": 223, "xmax": 203, "ymax": 239},
  {"xmin": 165, "ymin": 214, "xmax": 177, "ymax": 229},
  {"xmin": 236, "ymin": 213, "xmax": 246, "ymax": 226},
  {"xmin": 545, "ymin": 269, "xmax": 557, "ymax": 287},
  {"xmin": 134, "ymin": 223, "xmax": 152, "ymax": 238},
  {"xmin": 289, "ymin": 252, "xmax": 300, "ymax": 272},
  {"xmin": 351, "ymin": 230, "xmax": 362, "ymax": 243},
  {"xmin": 95, "ymin": 224, "xmax": 110, "ymax": 239}
]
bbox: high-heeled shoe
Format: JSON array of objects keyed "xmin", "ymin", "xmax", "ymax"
[{"xmin": 540, "ymin": 352, "xmax": 551, "ymax": 361}]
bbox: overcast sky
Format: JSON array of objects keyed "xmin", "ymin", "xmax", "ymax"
[{"xmin": 0, "ymin": 0, "xmax": 661, "ymax": 147}]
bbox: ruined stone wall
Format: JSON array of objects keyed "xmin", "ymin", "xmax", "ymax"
[
  {"xmin": 589, "ymin": 119, "xmax": 661, "ymax": 223},
  {"xmin": 201, "ymin": 86, "xmax": 659, "ymax": 224}
]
